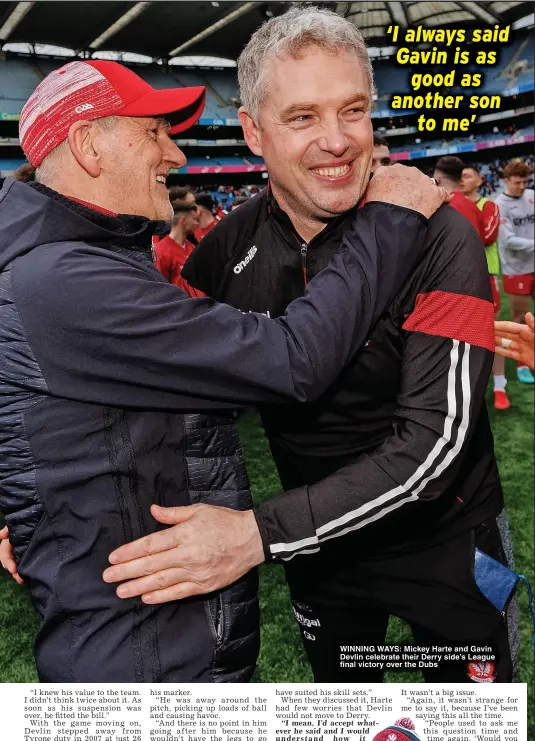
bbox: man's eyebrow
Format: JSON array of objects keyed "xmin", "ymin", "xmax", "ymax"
[
  {"xmin": 157, "ymin": 117, "xmax": 172, "ymax": 133},
  {"xmin": 280, "ymin": 93, "xmax": 370, "ymax": 119},
  {"xmin": 151, "ymin": 117, "xmax": 171, "ymax": 133},
  {"xmin": 143, "ymin": 117, "xmax": 171, "ymax": 133}
]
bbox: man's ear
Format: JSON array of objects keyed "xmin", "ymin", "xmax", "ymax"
[
  {"xmin": 238, "ymin": 107, "xmax": 263, "ymax": 157},
  {"xmin": 67, "ymin": 120, "xmax": 102, "ymax": 178}
]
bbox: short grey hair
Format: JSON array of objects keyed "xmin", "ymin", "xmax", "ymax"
[
  {"xmin": 35, "ymin": 139, "xmax": 69, "ymax": 185},
  {"xmin": 238, "ymin": 6, "xmax": 374, "ymax": 122},
  {"xmin": 35, "ymin": 116, "xmax": 121, "ymax": 185}
]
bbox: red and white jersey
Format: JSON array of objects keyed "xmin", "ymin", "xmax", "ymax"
[{"xmin": 495, "ymin": 189, "xmax": 534, "ymax": 276}]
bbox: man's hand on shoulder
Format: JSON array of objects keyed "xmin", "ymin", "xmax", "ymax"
[{"xmin": 364, "ymin": 163, "xmax": 450, "ymax": 220}]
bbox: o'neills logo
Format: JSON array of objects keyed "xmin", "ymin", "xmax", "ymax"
[{"xmin": 233, "ymin": 245, "xmax": 257, "ymax": 274}]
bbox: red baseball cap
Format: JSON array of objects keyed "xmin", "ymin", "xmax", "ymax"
[{"xmin": 19, "ymin": 60, "xmax": 206, "ymax": 167}]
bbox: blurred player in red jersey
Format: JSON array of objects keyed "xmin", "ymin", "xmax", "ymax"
[
  {"xmin": 434, "ymin": 157, "xmax": 485, "ymax": 239},
  {"xmin": 154, "ymin": 201, "xmax": 199, "ymax": 286},
  {"xmin": 461, "ymin": 165, "xmax": 509, "ymax": 410},
  {"xmin": 194, "ymin": 191, "xmax": 223, "ymax": 242}
]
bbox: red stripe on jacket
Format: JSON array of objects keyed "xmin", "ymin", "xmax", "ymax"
[
  {"xmin": 402, "ymin": 290, "xmax": 494, "ymax": 351},
  {"xmin": 176, "ymin": 276, "xmax": 207, "ymax": 298}
]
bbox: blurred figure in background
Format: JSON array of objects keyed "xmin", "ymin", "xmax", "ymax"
[
  {"xmin": 153, "ymin": 201, "xmax": 199, "ymax": 286},
  {"xmin": 434, "ymin": 156, "xmax": 485, "ymax": 240},
  {"xmin": 435, "ymin": 156, "xmax": 514, "ymax": 407},
  {"xmin": 214, "ymin": 199, "xmax": 229, "ymax": 221},
  {"xmin": 13, "ymin": 161, "xmax": 35, "ymax": 182},
  {"xmin": 194, "ymin": 191, "xmax": 222, "ymax": 242},
  {"xmin": 168, "ymin": 185, "xmax": 196, "ymax": 207},
  {"xmin": 371, "ymin": 133, "xmax": 391, "ymax": 173},
  {"xmin": 231, "ymin": 195, "xmax": 250, "ymax": 210},
  {"xmin": 461, "ymin": 165, "xmax": 509, "ymax": 410},
  {"xmin": 496, "ymin": 159, "xmax": 534, "ymax": 384}
]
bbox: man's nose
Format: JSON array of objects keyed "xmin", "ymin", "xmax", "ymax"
[
  {"xmin": 163, "ymin": 135, "xmax": 187, "ymax": 169},
  {"xmin": 317, "ymin": 119, "xmax": 349, "ymax": 156}
]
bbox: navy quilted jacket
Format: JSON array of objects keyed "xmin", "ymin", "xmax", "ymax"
[{"xmin": 0, "ymin": 178, "xmax": 427, "ymax": 681}]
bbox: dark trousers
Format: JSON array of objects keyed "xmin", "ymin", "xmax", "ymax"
[{"xmin": 285, "ymin": 516, "xmax": 517, "ymax": 683}]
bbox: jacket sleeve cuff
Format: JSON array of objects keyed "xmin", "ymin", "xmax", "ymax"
[
  {"xmin": 252, "ymin": 507, "xmax": 275, "ymax": 564},
  {"xmin": 360, "ymin": 200, "xmax": 429, "ymax": 226},
  {"xmin": 253, "ymin": 484, "xmax": 317, "ymax": 565}
]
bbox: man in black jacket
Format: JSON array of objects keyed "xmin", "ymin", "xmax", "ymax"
[
  {"xmin": 0, "ymin": 55, "xmax": 443, "ymax": 682},
  {"xmin": 105, "ymin": 7, "xmax": 517, "ymax": 684}
]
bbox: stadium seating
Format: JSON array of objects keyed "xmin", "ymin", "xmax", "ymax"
[
  {"xmin": 390, "ymin": 127, "xmax": 535, "ymax": 154},
  {"xmin": 371, "ymin": 31, "xmax": 533, "ymax": 99},
  {"xmin": 0, "ymin": 158, "xmax": 26, "ymax": 172},
  {"xmin": 203, "ymin": 71, "xmax": 239, "ymax": 106},
  {"xmin": 374, "ymin": 64, "xmax": 410, "ymax": 101},
  {"xmin": 2, "ymin": 125, "xmax": 533, "ymax": 176},
  {"xmin": 0, "ymin": 30, "xmax": 532, "ymax": 179},
  {"xmin": 0, "ymin": 32, "xmax": 532, "ymax": 121},
  {"xmin": 0, "ymin": 59, "xmax": 43, "ymax": 111},
  {"xmin": 0, "ymin": 59, "xmax": 240, "ymax": 121}
]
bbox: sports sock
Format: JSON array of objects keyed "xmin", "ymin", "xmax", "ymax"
[{"xmin": 493, "ymin": 375, "xmax": 507, "ymax": 391}]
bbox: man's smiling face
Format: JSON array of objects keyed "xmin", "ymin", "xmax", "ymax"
[
  {"xmin": 248, "ymin": 46, "xmax": 373, "ymax": 224},
  {"xmin": 99, "ymin": 116, "xmax": 186, "ymax": 221}
]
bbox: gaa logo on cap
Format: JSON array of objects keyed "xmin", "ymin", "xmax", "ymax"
[{"xmin": 75, "ymin": 103, "xmax": 95, "ymax": 113}]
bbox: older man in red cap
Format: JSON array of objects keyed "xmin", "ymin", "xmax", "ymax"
[
  {"xmin": 18, "ymin": 60, "xmax": 206, "ymax": 218},
  {"xmin": 0, "ymin": 57, "xmax": 445, "ymax": 682}
]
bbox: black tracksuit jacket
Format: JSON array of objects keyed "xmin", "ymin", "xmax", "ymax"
[{"xmin": 182, "ymin": 190, "xmax": 504, "ymax": 564}]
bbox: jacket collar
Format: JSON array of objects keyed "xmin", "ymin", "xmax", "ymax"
[
  {"xmin": 265, "ymin": 186, "xmax": 358, "ymax": 248},
  {"xmin": 28, "ymin": 182, "xmax": 170, "ymax": 249}
]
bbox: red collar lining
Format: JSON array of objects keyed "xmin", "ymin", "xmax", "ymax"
[{"xmin": 68, "ymin": 196, "xmax": 118, "ymax": 217}]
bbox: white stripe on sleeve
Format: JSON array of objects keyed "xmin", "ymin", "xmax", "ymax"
[{"xmin": 273, "ymin": 340, "xmax": 472, "ymax": 561}]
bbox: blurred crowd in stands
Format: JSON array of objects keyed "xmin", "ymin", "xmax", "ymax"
[{"xmin": 168, "ymin": 184, "xmax": 255, "ymax": 215}]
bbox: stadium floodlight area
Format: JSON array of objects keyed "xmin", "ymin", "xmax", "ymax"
[
  {"xmin": 2, "ymin": 42, "xmax": 74, "ymax": 56},
  {"xmin": 512, "ymin": 12, "xmax": 534, "ymax": 30},
  {"xmin": 169, "ymin": 56, "xmax": 237, "ymax": 68},
  {"xmin": 0, "ymin": 2, "xmax": 35, "ymax": 42},
  {"xmin": 168, "ymin": 2, "xmax": 256, "ymax": 57},
  {"xmin": 89, "ymin": 2, "xmax": 151, "ymax": 50},
  {"xmin": 91, "ymin": 51, "xmax": 153, "ymax": 65},
  {"xmin": 457, "ymin": 1, "xmax": 500, "ymax": 25}
]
